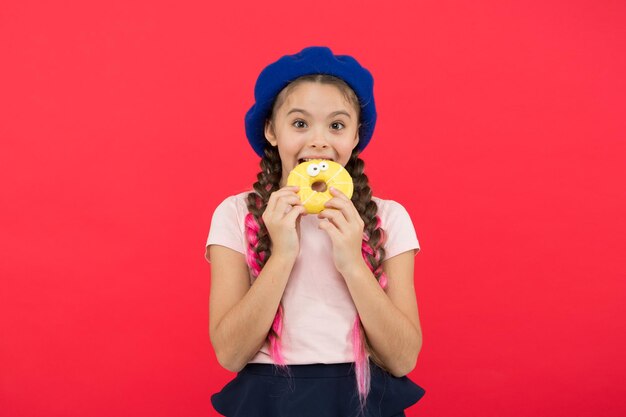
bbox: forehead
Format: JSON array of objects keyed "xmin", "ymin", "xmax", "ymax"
[{"xmin": 278, "ymin": 82, "xmax": 357, "ymax": 115}]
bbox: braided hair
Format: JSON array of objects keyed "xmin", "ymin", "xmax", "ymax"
[{"xmin": 244, "ymin": 75, "xmax": 390, "ymax": 411}]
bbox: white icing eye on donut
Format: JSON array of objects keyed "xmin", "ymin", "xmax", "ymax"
[
  {"xmin": 319, "ymin": 161, "xmax": 329, "ymax": 171},
  {"xmin": 306, "ymin": 163, "xmax": 321, "ymax": 176}
]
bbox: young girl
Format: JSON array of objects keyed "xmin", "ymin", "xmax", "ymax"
[{"xmin": 205, "ymin": 46, "xmax": 425, "ymax": 417}]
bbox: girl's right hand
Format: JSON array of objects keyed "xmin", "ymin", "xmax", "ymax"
[{"xmin": 262, "ymin": 186, "xmax": 307, "ymax": 260}]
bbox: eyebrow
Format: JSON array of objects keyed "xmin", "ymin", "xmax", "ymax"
[{"xmin": 286, "ymin": 108, "xmax": 352, "ymax": 119}]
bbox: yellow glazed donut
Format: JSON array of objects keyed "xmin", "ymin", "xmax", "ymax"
[{"xmin": 286, "ymin": 159, "xmax": 353, "ymax": 214}]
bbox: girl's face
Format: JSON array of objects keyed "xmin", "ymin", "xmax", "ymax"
[{"xmin": 264, "ymin": 82, "xmax": 360, "ymax": 187}]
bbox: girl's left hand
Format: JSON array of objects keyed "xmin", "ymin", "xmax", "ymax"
[{"xmin": 317, "ymin": 187, "xmax": 365, "ymax": 273}]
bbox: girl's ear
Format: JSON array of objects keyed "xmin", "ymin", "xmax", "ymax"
[
  {"xmin": 352, "ymin": 132, "xmax": 360, "ymax": 150},
  {"xmin": 351, "ymin": 122, "xmax": 361, "ymax": 149},
  {"xmin": 264, "ymin": 119, "xmax": 277, "ymax": 146}
]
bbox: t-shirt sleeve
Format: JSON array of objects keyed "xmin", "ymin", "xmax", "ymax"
[
  {"xmin": 205, "ymin": 195, "xmax": 246, "ymax": 263},
  {"xmin": 381, "ymin": 200, "xmax": 421, "ymax": 261}
]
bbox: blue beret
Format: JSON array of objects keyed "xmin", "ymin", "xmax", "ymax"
[{"xmin": 244, "ymin": 46, "xmax": 377, "ymax": 158}]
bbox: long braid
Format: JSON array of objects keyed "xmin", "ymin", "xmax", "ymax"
[
  {"xmin": 244, "ymin": 74, "xmax": 388, "ymax": 412},
  {"xmin": 244, "ymin": 146, "xmax": 290, "ymax": 369},
  {"xmin": 243, "ymin": 146, "xmax": 388, "ymax": 411},
  {"xmin": 345, "ymin": 148, "xmax": 390, "ymax": 412}
]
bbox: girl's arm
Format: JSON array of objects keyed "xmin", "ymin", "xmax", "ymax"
[
  {"xmin": 340, "ymin": 250, "xmax": 423, "ymax": 378},
  {"xmin": 208, "ymin": 244, "xmax": 296, "ymax": 372}
]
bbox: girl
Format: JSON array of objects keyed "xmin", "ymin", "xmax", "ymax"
[{"xmin": 205, "ymin": 46, "xmax": 425, "ymax": 417}]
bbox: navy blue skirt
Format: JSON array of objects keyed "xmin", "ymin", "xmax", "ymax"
[{"xmin": 211, "ymin": 362, "xmax": 425, "ymax": 417}]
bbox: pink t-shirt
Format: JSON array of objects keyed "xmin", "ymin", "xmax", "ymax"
[{"xmin": 205, "ymin": 190, "xmax": 420, "ymax": 365}]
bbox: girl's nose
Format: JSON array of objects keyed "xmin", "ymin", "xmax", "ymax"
[{"xmin": 308, "ymin": 129, "xmax": 330, "ymax": 148}]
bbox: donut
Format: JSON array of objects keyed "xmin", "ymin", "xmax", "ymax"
[{"xmin": 286, "ymin": 159, "xmax": 353, "ymax": 214}]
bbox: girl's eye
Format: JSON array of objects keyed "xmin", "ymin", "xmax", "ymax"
[
  {"xmin": 331, "ymin": 122, "xmax": 345, "ymax": 130},
  {"xmin": 293, "ymin": 120, "xmax": 307, "ymax": 128}
]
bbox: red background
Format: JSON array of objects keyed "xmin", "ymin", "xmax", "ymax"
[{"xmin": 1, "ymin": 0, "xmax": 625, "ymax": 416}]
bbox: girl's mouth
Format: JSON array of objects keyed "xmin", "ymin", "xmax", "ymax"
[{"xmin": 298, "ymin": 158, "xmax": 334, "ymax": 164}]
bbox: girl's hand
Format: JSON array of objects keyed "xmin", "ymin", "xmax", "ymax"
[
  {"xmin": 262, "ymin": 186, "xmax": 307, "ymax": 261},
  {"xmin": 317, "ymin": 187, "xmax": 366, "ymax": 273}
]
